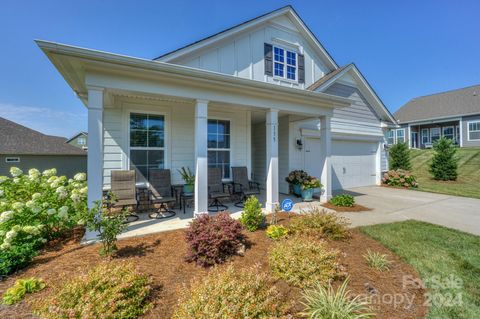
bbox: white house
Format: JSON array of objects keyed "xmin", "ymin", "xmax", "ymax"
[{"xmin": 37, "ymin": 5, "xmax": 396, "ymax": 215}]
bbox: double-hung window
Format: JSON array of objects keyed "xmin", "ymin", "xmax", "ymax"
[
  {"xmin": 421, "ymin": 128, "xmax": 430, "ymax": 144},
  {"xmin": 273, "ymin": 46, "xmax": 297, "ymax": 81},
  {"xmin": 430, "ymin": 127, "xmax": 441, "ymax": 143},
  {"xmin": 387, "ymin": 130, "xmax": 395, "ymax": 145},
  {"xmin": 442, "ymin": 126, "xmax": 454, "ymax": 140},
  {"xmin": 468, "ymin": 121, "xmax": 480, "ymax": 140},
  {"xmin": 396, "ymin": 129, "xmax": 405, "ymax": 143},
  {"xmin": 129, "ymin": 113, "xmax": 165, "ymax": 184},
  {"xmin": 208, "ymin": 119, "xmax": 231, "ymax": 179}
]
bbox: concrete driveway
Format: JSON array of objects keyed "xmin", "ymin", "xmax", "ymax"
[{"xmin": 337, "ymin": 186, "xmax": 480, "ymax": 236}]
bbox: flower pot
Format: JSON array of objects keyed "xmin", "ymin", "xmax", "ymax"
[
  {"xmin": 293, "ymin": 184, "xmax": 302, "ymax": 196},
  {"xmin": 301, "ymin": 188, "xmax": 314, "ymax": 202},
  {"xmin": 183, "ymin": 184, "xmax": 194, "ymax": 194}
]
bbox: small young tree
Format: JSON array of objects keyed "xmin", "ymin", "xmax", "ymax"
[
  {"xmin": 429, "ymin": 137, "xmax": 458, "ymax": 181},
  {"xmin": 389, "ymin": 142, "xmax": 411, "ymax": 170}
]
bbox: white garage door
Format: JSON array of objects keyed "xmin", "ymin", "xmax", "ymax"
[{"xmin": 332, "ymin": 140, "xmax": 377, "ymax": 190}]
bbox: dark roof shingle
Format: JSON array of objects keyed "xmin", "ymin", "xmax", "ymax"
[
  {"xmin": 0, "ymin": 117, "xmax": 86, "ymax": 155},
  {"xmin": 394, "ymin": 85, "xmax": 480, "ymax": 123},
  {"xmin": 307, "ymin": 64, "xmax": 351, "ymax": 91}
]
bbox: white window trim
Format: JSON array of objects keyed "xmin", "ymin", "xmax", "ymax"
[
  {"xmin": 442, "ymin": 126, "xmax": 454, "ymax": 140},
  {"xmin": 272, "ymin": 45, "xmax": 298, "ymax": 83},
  {"xmin": 421, "ymin": 128, "xmax": 430, "ymax": 144},
  {"xmin": 430, "ymin": 127, "xmax": 441, "ymax": 142},
  {"xmin": 396, "ymin": 128, "xmax": 405, "ymax": 143},
  {"xmin": 207, "ymin": 118, "xmax": 232, "ymax": 180},
  {"xmin": 5, "ymin": 157, "xmax": 20, "ymax": 163},
  {"xmin": 387, "ymin": 129, "xmax": 395, "ymax": 145},
  {"xmin": 467, "ymin": 120, "xmax": 480, "ymax": 141}
]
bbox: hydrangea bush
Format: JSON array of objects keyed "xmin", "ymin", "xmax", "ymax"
[
  {"xmin": 382, "ymin": 169, "xmax": 418, "ymax": 188},
  {"xmin": 0, "ymin": 167, "xmax": 87, "ymax": 276}
]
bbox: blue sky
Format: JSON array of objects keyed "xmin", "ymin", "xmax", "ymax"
[{"xmin": 0, "ymin": 0, "xmax": 478, "ymax": 137}]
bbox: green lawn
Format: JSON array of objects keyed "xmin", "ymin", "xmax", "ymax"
[
  {"xmin": 409, "ymin": 147, "xmax": 480, "ymax": 199},
  {"xmin": 361, "ymin": 221, "xmax": 480, "ymax": 319}
]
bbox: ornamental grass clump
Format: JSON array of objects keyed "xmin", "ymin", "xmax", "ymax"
[
  {"xmin": 288, "ymin": 209, "xmax": 349, "ymax": 240},
  {"xmin": 382, "ymin": 169, "xmax": 418, "ymax": 188},
  {"xmin": 185, "ymin": 212, "xmax": 246, "ymax": 267},
  {"xmin": 33, "ymin": 261, "xmax": 152, "ymax": 319},
  {"xmin": 172, "ymin": 264, "xmax": 291, "ymax": 319},
  {"xmin": 0, "ymin": 168, "xmax": 87, "ymax": 276},
  {"xmin": 269, "ymin": 236, "xmax": 343, "ymax": 287},
  {"xmin": 239, "ymin": 195, "xmax": 265, "ymax": 231},
  {"xmin": 363, "ymin": 250, "xmax": 391, "ymax": 271}
]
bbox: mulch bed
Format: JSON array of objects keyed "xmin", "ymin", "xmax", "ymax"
[
  {"xmin": 322, "ymin": 202, "xmax": 372, "ymax": 212},
  {"xmin": 0, "ymin": 213, "xmax": 427, "ymax": 319}
]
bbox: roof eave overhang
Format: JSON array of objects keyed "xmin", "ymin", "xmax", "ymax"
[{"xmin": 36, "ymin": 40, "xmax": 351, "ymax": 110}]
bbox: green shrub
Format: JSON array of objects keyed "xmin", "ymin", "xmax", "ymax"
[
  {"xmin": 80, "ymin": 193, "xmax": 128, "ymax": 256},
  {"xmin": 266, "ymin": 224, "xmax": 289, "ymax": 240},
  {"xmin": 363, "ymin": 250, "xmax": 391, "ymax": 271},
  {"xmin": 288, "ymin": 209, "xmax": 349, "ymax": 240},
  {"xmin": 389, "ymin": 142, "xmax": 411, "ymax": 170},
  {"xmin": 0, "ymin": 168, "xmax": 87, "ymax": 276},
  {"xmin": 329, "ymin": 194, "xmax": 355, "ymax": 207},
  {"xmin": 185, "ymin": 212, "xmax": 246, "ymax": 267},
  {"xmin": 269, "ymin": 236, "xmax": 343, "ymax": 287},
  {"xmin": 172, "ymin": 264, "xmax": 290, "ymax": 318},
  {"xmin": 34, "ymin": 261, "xmax": 152, "ymax": 319},
  {"xmin": 300, "ymin": 278, "xmax": 374, "ymax": 319},
  {"xmin": 239, "ymin": 196, "xmax": 265, "ymax": 231},
  {"xmin": 382, "ymin": 169, "xmax": 418, "ymax": 188},
  {"xmin": 429, "ymin": 137, "xmax": 458, "ymax": 181},
  {"xmin": 3, "ymin": 277, "xmax": 45, "ymax": 305}
]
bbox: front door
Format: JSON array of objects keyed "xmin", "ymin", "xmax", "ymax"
[
  {"xmin": 304, "ymin": 137, "xmax": 322, "ymax": 178},
  {"xmin": 411, "ymin": 132, "xmax": 418, "ymax": 148}
]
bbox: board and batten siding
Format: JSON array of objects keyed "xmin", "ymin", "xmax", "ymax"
[
  {"xmin": 172, "ymin": 16, "xmax": 330, "ymax": 89},
  {"xmin": 101, "ymin": 99, "xmax": 249, "ymax": 189}
]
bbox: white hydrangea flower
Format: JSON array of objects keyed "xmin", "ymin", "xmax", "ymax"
[
  {"xmin": 26, "ymin": 200, "xmax": 35, "ymax": 209},
  {"xmin": 13, "ymin": 178, "xmax": 20, "ymax": 184},
  {"xmin": 5, "ymin": 229, "xmax": 17, "ymax": 240},
  {"xmin": 9, "ymin": 167, "xmax": 23, "ymax": 177},
  {"xmin": 0, "ymin": 242, "xmax": 11, "ymax": 250},
  {"xmin": 56, "ymin": 186, "xmax": 66, "ymax": 193},
  {"xmin": 47, "ymin": 208, "xmax": 56, "ymax": 215},
  {"xmin": 47, "ymin": 176, "xmax": 57, "ymax": 184},
  {"xmin": 23, "ymin": 225, "xmax": 41, "ymax": 236},
  {"xmin": 28, "ymin": 168, "xmax": 40, "ymax": 176},
  {"xmin": 12, "ymin": 202, "xmax": 24, "ymax": 211},
  {"xmin": 32, "ymin": 193, "xmax": 42, "ymax": 200},
  {"xmin": 77, "ymin": 219, "xmax": 85, "ymax": 226},
  {"xmin": 74, "ymin": 173, "xmax": 86, "ymax": 181},
  {"xmin": 0, "ymin": 176, "xmax": 8, "ymax": 184},
  {"xmin": 79, "ymin": 187, "xmax": 88, "ymax": 194},
  {"xmin": 0, "ymin": 210, "xmax": 14, "ymax": 222},
  {"xmin": 70, "ymin": 193, "xmax": 80, "ymax": 202},
  {"xmin": 42, "ymin": 202, "xmax": 49, "ymax": 208},
  {"xmin": 31, "ymin": 206, "xmax": 42, "ymax": 214},
  {"xmin": 12, "ymin": 225, "xmax": 21, "ymax": 232},
  {"xmin": 58, "ymin": 206, "xmax": 69, "ymax": 219},
  {"xmin": 42, "ymin": 168, "xmax": 57, "ymax": 177}
]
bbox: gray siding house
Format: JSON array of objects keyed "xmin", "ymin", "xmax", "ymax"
[
  {"xmin": 66, "ymin": 132, "xmax": 88, "ymax": 150},
  {"xmin": 391, "ymin": 85, "xmax": 480, "ymax": 148},
  {"xmin": 0, "ymin": 117, "xmax": 87, "ymax": 177}
]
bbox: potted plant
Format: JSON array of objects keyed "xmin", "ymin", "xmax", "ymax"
[
  {"xmin": 178, "ymin": 167, "xmax": 195, "ymax": 194},
  {"xmin": 301, "ymin": 176, "xmax": 322, "ymax": 202},
  {"xmin": 285, "ymin": 170, "xmax": 309, "ymax": 196}
]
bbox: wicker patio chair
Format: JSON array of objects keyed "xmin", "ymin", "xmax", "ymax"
[
  {"xmin": 207, "ymin": 167, "xmax": 230, "ymax": 212},
  {"xmin": 148, "ymin": 169, "xmax": 177, "ymax": 219},
  {"xmin": 110, "ymin": 170, "xmax": 139, "ymax": 222},
  {"xmin": 232, "ymin": 166, "xmax": 260, "ymax": 207}
]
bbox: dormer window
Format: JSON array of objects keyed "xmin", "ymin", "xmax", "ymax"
[{"xmin": 273, "ymin": 46, "xmax": 297, "ymax": 81}]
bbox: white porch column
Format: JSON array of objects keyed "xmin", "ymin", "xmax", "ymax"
[
  {"xmin": 194, "ymin": 100, "xmax": 209, "ymax": 217},
  {"xmin": 319, "ymin": 115, "xmax": 332, "ymax": 202},
  {"xmin": 87, "ymin": 88, "xmax": 104, "ymax": 209},
  {"xmin": 265, "ymin": 109, "xmax": 279, "ymax": 213}
]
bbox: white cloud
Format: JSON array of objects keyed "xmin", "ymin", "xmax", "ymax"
[{"xmin": 0, "ymin": 102, "xmax": 87, "ymax": 137}]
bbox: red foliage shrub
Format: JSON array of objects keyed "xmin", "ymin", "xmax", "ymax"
[{"xmin": 185, "ymin": 212, "xmax": 246, "ymax": 267}]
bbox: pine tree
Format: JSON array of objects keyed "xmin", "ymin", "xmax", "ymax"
[
  {"xmin": 389, "ymin": 142, "xmax": 411, "ymax": 170},
  {"xmin": 429, "ymin": 137, "xmax": 458, "ymax": 180}
]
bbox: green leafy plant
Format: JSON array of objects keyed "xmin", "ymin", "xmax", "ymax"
[
  {"xmin": 33, "ymin": 261, "xmax": 151, "ymax": 319},
  {"xmin": 185, "ymin": 212, "xmax": 246, "ymax": 267},
  {"xmin": 80, "ymin": 193, "xmax": 128, "ymax": 256},
  {"xmin": 301, "ymin": 176, "xmax": 322, "ymax": 190},
  {"xmin": 239, "ymin": 196, "xmax": 265, "ymax": 231},
  {"xmin": 300, "ymin": 278, "xmax": 374, "ymax": 319},
  {"xmin": 382, "ymin": 169, "xmax": 418, "ymax": 188},
  {"xmin": 177, "ymin": 166, "xmax": 195, "ymax": 185},
  {"xmin": 269, "ymin": 236, "xmax": 343, "ymax": 287},
  {"xmin": 288, "ymin": 209, "xmax": 349, "ymax": 240},
  {"xmin": 0, "ymin": 168, "xmax": 87, "ymax": 276},
  {"xmin": 266, "ymin": 224, "xmax": 289, "ymax": 240},
  {"xmin": 3, "ymin": 277, "xmax": 45, "ymax": 305},
  {"xmin": 329, "ymin": 194, "xmax": 355, "ymax": 207},
  {"xmin": 172, "ymin": 264, "xmax": 290, "ymax": 318},
  {"xmin": 389, "ymin": 142, "xmax": 411, "ymax": 170},
  {"xmin": 363, "ymin": 250, "xmax": 391, "ymax": 271},
  {"xmin": 285, "ymin": 170, "xmax": 309, "ymax": 185},
  {"xmin": 429, "ymin": 137, "xmax": 458, "ymax": 181}
]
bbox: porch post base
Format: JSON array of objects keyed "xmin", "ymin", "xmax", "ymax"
[
  {"xmin": 265, "ymin": 202, "xmax": 279, "ymax": 213},
  {"xmin": 319, "ymin": 194, "xmax": 332, "ymax": 203}
]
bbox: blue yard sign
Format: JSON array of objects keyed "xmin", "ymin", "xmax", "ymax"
[{"xmin": 281, "ymin": 198, "xmax": 294, "ymax": 212}]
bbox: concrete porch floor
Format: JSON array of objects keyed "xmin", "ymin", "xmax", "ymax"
[{"xmin": 116, "ymin": 192, "xmax": 326, "ymax": 239}]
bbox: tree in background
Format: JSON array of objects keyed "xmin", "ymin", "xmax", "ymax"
[
  {"xmin": 389, "ymin": 142, "xmax": 411, "ymax": 170},
  {"xmin": 429, "ymin": 137, "xmax": 458, "ymax": 181}
]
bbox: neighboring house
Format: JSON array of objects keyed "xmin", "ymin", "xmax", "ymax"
[
  {"xmin": 67, "ymin": 132, "xmax": 88, "ymax": 150},
  {"xmin": 37, "ymin": 5, "xmax": 396, "ymax": 215},
  {"xmin": 392, "ymin": 85, "xmax": 480, "ymax": 148},
  {"xmin": 0, "ymin": 117, "xmax": 87, "ymax": 177}
]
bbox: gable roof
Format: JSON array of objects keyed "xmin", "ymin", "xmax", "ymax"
[
  {"xmin": 307, "ymin": 63, "xmax": 397, "ymax": 124},
  {"xmin": 66, "ymin": 132, "xmax": 88, "ymax": 143},
  {"xmin": 0, "ymin": 117, "xmax": 87, "ymax": 156},
  {"xmin": 154, "ymin": 5, "xmax": 338, "ymax": 70},
  {"xmin": 394, "ymin": 85, "xmax": 480, "ymax": 123}
]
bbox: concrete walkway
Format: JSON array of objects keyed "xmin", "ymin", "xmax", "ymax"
[{"xmin": 337, "ymin": 186, "xmax": 480, "ymax": 236}]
